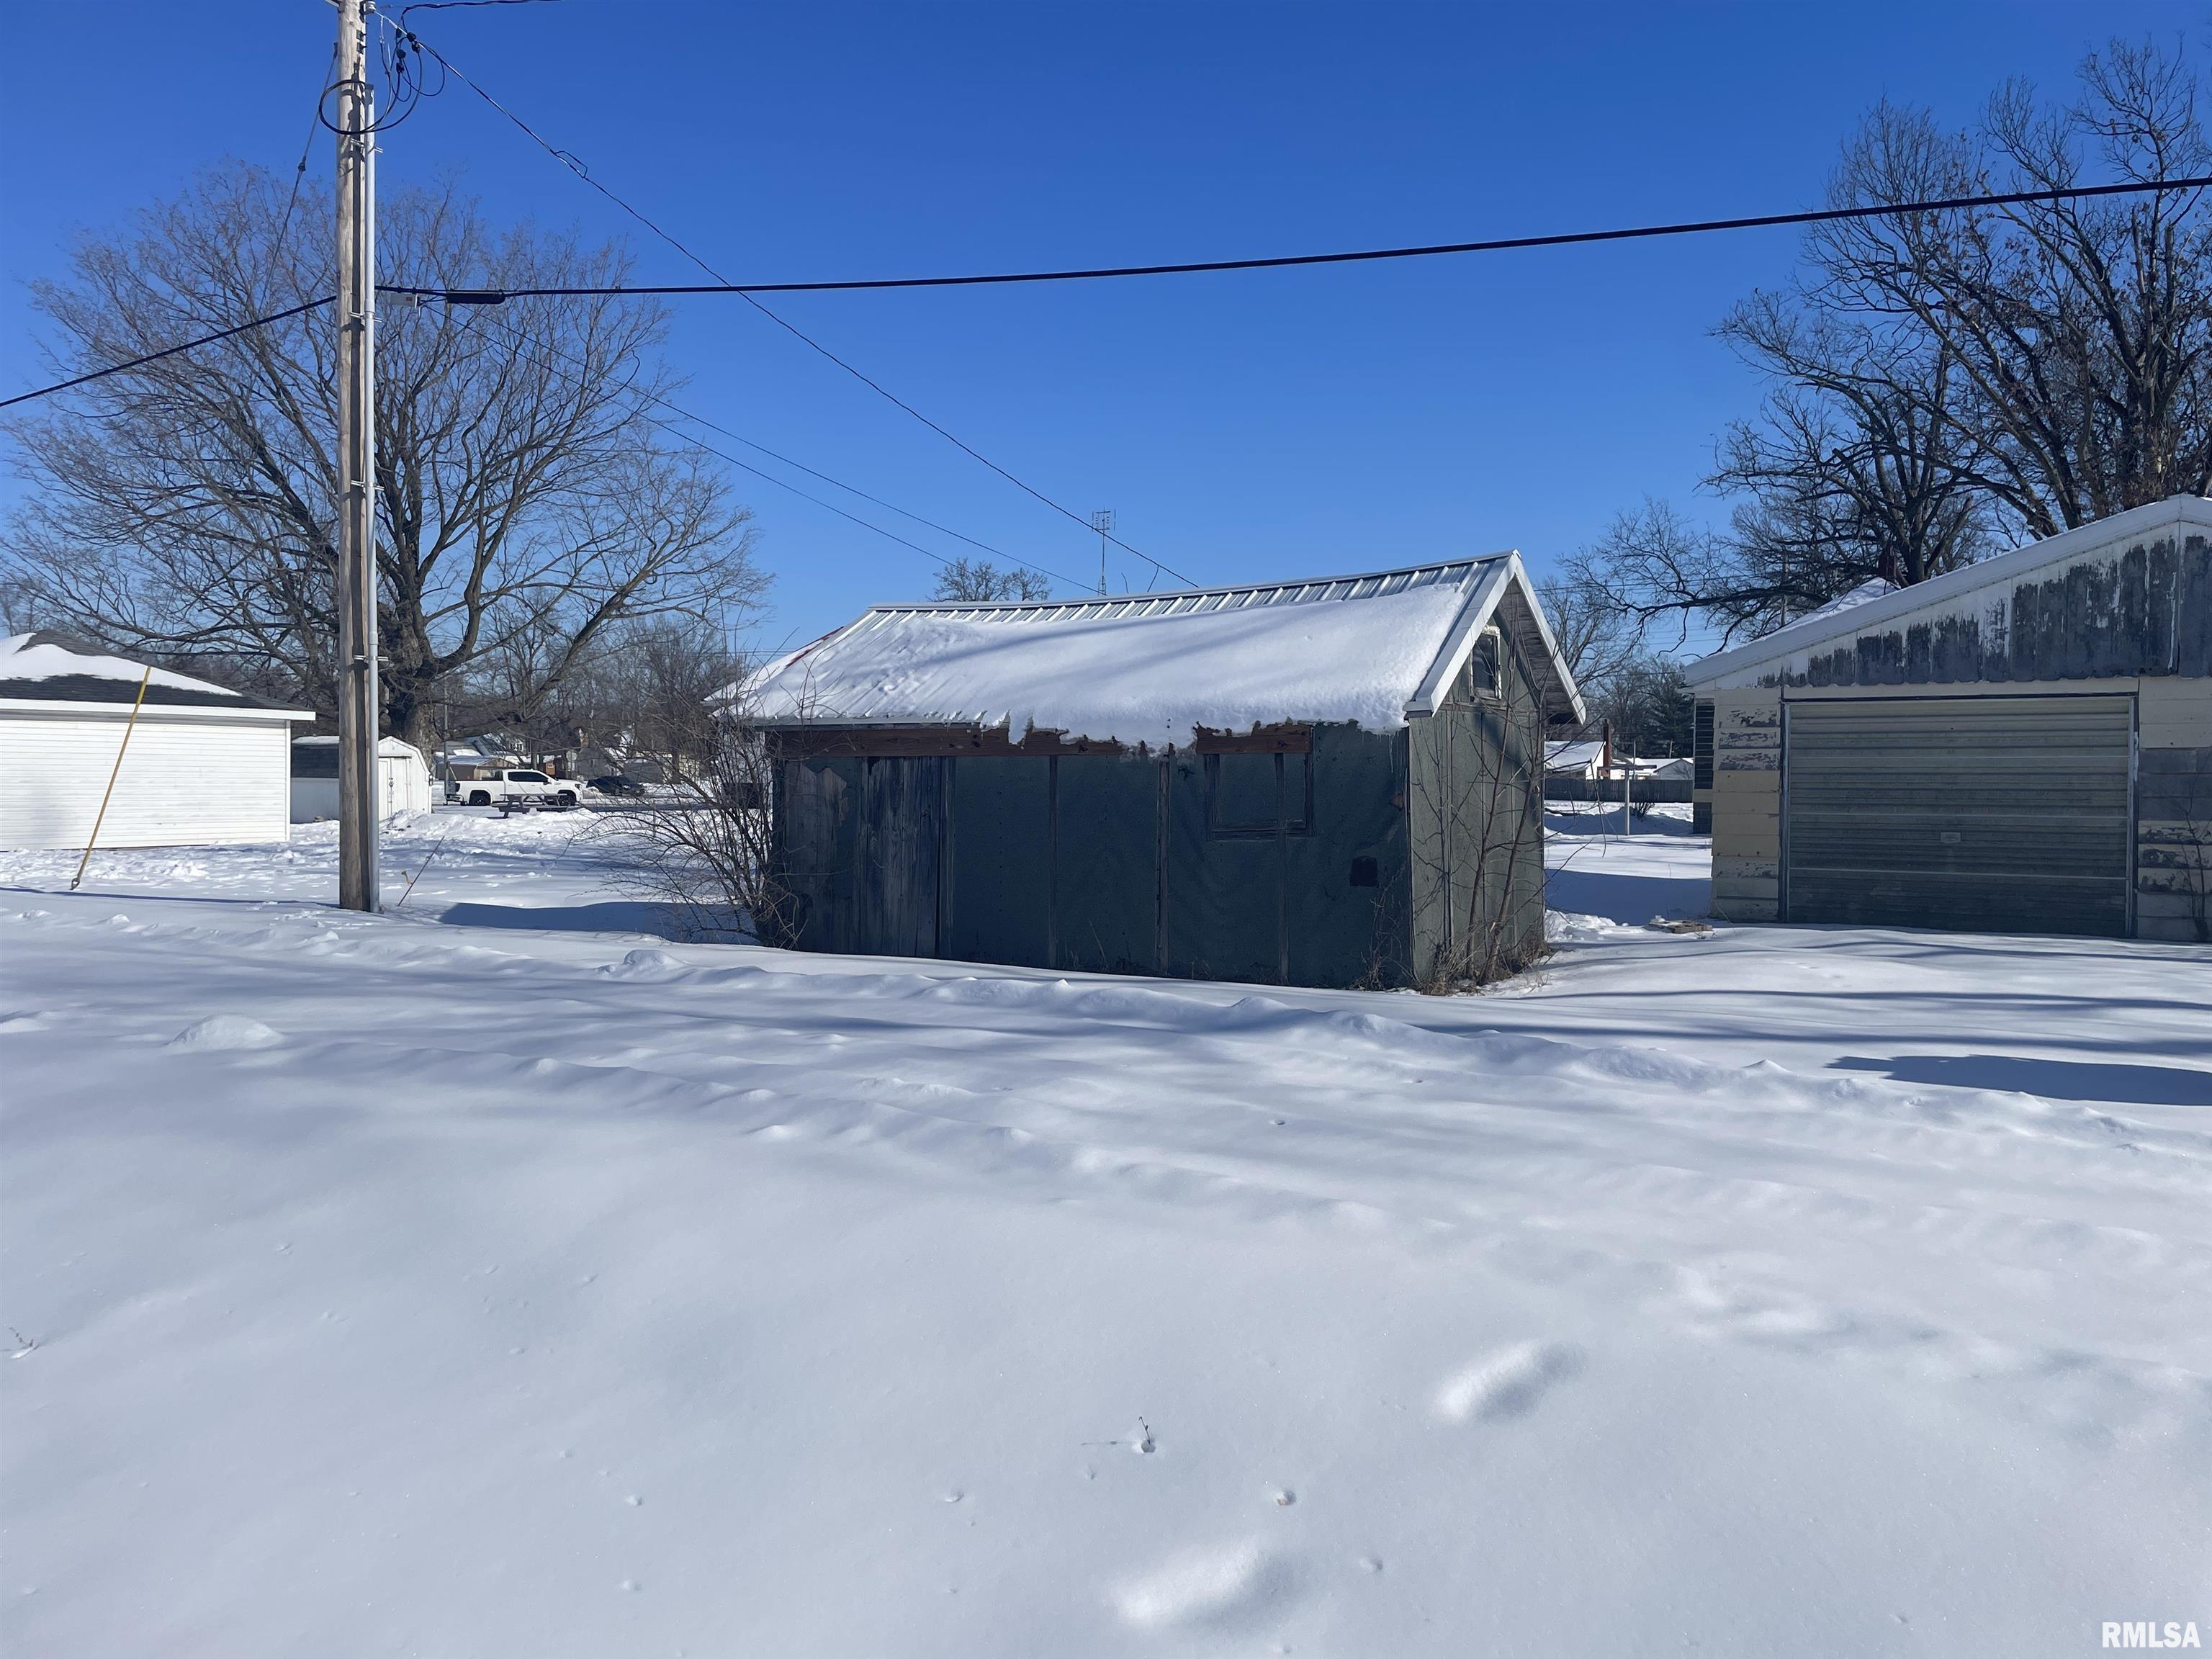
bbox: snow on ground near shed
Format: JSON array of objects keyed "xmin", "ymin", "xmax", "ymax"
[
  {"xmin": 746, "ymin": 576, "xmax": 1480, "ymax": 748},
  {"xmin": 3, "ymin": 811, "xmax": 2208, "ymax": 1657}
]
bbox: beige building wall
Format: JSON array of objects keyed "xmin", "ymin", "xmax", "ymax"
[{"xmin": 1709, "ymin": 688, "xmax": 1781, "ymax": 922}]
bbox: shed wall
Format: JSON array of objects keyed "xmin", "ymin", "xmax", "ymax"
[
  {"xmin": 1406, "ymin": 628, "xmax": 1547, "ymax": 979},
  {"xmin": 0, "ymin": 707, "xmax": 297, "ymax": 850},
  {"xmin": 772, "ymin": 724, "xmax": 1420, "ymax": 987},
  {"xmin": 1703, "ymin": 675, "xmax": 2212, "ymax": 939}
]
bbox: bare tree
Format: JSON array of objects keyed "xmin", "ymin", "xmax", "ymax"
[
  {"xmin": 1537, "ymin": 572, "xmax": 1641, "ymax": 694},
  {"xmin": 1, "ymin": 166, "xmax": 766, "ymax": 743},
  {"xmin": 571, "ymin": 620, "xmax": 738, "ymax": 783},
  {"xmin": 1577, "ymin": 40, "xmax": 2210, "ymax": 644},
  {"xmin": 931, "ymin": 557, "xmax": 1051, "ymax": 603},
  {"xmin": 1809, "ymin": 45, "xmax": 2212, "ymax": 533}
]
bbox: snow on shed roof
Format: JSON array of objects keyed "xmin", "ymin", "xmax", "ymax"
[
  {"xmin": 738, "ymin": 554, "xmax": 1584, "ymax": 750},
  {"xmin": 0, "ymin": 632, "xmax": 310, "ymax": 715}
]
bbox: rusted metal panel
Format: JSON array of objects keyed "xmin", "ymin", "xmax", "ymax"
[{"xmin": 767, "ymin": 723, "xmax": 1312, "ymax": 761}]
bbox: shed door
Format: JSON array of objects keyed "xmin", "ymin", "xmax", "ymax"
[{"xmin": 1784, "ymin": 695, "xmax": 2133, "ymax": 936}]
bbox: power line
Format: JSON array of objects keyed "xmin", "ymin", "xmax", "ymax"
[
  {"xmin": 457, "ymin": 304, "xmax": 1087, "ymax": 591},
  {"xmin": 267, "ymin": 40, "xmax": 343, "ymax": 286},
  {"xmin": 457, "ymin": 305, "xmax": 1088, "ymax": 591},
  {"xmin": 382, "ymin": 173, "xmax": 2212, "ymax": 300},
  {"xmin": 386, "ymin": 12, "xmax": 1191, "ymax": 588},
  {"xmin": 0, "ymin": 298, "xmax": 334, "ymax": 410}
]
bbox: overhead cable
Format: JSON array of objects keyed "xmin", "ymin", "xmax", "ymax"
[
  {"xmin": 0, "ymin": 298, "xmax": 334, "ymax": 410},
  {"xmin": 464, "ymin": 307, "xmax": 1089, "ymax": 591},
  {"xmin": 381, "ymin": 173, "xmax": 2212, "ymax": 300},
  {"xmin": 387, "ymin": 12, "xmax": 1192, "ymax": 588}
]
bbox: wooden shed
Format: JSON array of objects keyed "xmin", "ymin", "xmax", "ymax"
[
  {"xmin": 744, "ymin": 555, "xmax": 1585, "ymax": 988},
  {"xmin": 1686, "ymin": 495, "xmax": 2212, "ymax": 941},
  {"xmin": 0, "ymin": 632, "xmax": 313, "ymax": 852}
]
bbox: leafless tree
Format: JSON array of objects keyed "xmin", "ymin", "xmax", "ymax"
[
  {"xmin": 1577, "ymin": 39, "xmax": 2210, "ymax": 643},
  {"xmin": 568, "ymin": 620, "xmax": 739, "ymax": 782},
  {"xmin": 1809, "ymin": 44, "xmax": 2212, "ymax": 532},
  {"xmin": 1537, "ymin": 572, "xmax": 1641, "ymax": 694},
  {"xmin": 1, "ymin": 166, "xmax": 767, "ymax": 744},
  {"xmin": 930, "ymin": 557, "xmax": 1051, "ymax": 602}
]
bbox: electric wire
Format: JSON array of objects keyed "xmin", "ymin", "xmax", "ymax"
[
  {"xmin": 384, "ymin": 12, "xmax": 1192, "ymax": 588},
  {"xmin": 0, "ymin": 298, "xmax": 334, "ymax": 410},
  {"xmin": 382, "ymin": 173, "xmax": 2212, "ymax": 299},
  {"xmin": 462, "ymin": 305, "xmax": 1089, "ymax": 591},
  {"xmin": 267, "ymin": 40, "xmax": 343, "ymax": 291}
]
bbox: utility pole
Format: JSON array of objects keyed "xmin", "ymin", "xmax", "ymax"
[{"xmin": 334, "ymin": 0, "xmax": 381, "ymax": 912}]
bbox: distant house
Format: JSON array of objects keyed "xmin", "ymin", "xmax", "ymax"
[
  {"xmin": 1544, "ymin": 739, "xmax": 1606, "ymax": 779},
  {"xmin": 743, "ymin": 554, "xmax": 1585, "ymax": 987},
  {"xmin": 1544, "ymin": 742, "xmax": 1691, "ymax": 782},
  {"xmin": 0, "ymin": 633, "xmax": 313, "ymax": 851},
  {"xmin": 290, "ymin": 736, "xmax": 435, "ymax": 822},
  {"xmin": 1686, "ymin": 495, "xmax": 2212, "ymax": 940}
]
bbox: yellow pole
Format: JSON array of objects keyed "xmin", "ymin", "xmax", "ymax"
[{"xmin": 70, "ymin": 664, "xmax": 154, "ymax": 892}]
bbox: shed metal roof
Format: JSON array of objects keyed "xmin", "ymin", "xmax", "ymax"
[{"xmin": 737, "ymin": 553, "xmax": 1585, "ymax": 749}]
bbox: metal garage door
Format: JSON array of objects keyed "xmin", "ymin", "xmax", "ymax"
[{"xmin": 1784, "ymin": 696, "xmax": 2133, "ymax": 936}]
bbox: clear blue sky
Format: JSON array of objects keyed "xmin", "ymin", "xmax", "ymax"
[{"xmin": 3, "ymin": 1, "xmax": 2203, "ymax": 652}]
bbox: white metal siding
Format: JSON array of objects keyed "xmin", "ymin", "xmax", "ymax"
[
  {"xmin": 1783, "ymin": 695, "xmax": 2134, "ymax": 937},
  {"xmin": 1, "ymin": 708, "xmax": 296, "ymax": 850},
  {"xmin": 289, "ymin": 752, "xmax": 434, "ymax": 822}
]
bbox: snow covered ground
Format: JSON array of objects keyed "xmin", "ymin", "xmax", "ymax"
[{"xmin": 3, "ymin": 809, "xmax": 2207, "ymax": 1656}]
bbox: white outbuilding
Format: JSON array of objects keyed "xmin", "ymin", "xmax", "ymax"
[
  {"xmin": 290, "ymin": 735, "xmax": 436, "ymax": 822},
  {"xmin": 0, "ymin": 632, "xmax": 313, "ymax": 851}
]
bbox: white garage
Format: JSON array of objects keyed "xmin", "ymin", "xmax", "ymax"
[{"xmin": 0, "ymin": 633, "xmax": 313, "ymax": 852}]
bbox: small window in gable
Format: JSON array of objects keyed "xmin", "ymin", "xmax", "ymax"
[{"xmin": 1456, "ymin": 626, "xmax": 1502, "ymax": 703}]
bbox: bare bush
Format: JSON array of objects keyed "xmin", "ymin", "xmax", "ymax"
[{"xmin": 600, "ymin": 678, "xmax": 799, "ymax": 945}]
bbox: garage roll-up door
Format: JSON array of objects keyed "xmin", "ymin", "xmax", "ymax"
[{"xmin": 1784, "ymin": 696, "xmax": 2132, "ymax": 937}]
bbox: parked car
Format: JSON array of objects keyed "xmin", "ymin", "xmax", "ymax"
[
  {"xmin": 588, "ymin": 773, "xmax": 648, "ymax": 798},
  {"xmin": 445, "ymin": 768, "xmax": 578, "ymax": 810}
]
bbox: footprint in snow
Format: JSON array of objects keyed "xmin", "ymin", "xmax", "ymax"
[
  {"xmin": 166, "ymin": 1015, "xmax": 284, "ymax": 1052},
  {"xmin": 1434, "ymin": 1339, "xmax": 1583, "ymax": 1424},
  {"xmin": 1111, "ymin": 1538, "xmax": 1290, "ymax": 1631}
]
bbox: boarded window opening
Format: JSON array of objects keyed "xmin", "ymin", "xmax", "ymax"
[
  {"xmin": 1205, "ymin": 750, "xmax": 1311, "ymax": 839},
  {"xmin": 1348, "ymin": 855, "xmax": 1379, "ymax": 887}
]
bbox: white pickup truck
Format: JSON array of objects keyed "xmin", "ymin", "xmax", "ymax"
[{"xmin": 446, "ymin": 768, "xmax": 580, "ymax": 811}]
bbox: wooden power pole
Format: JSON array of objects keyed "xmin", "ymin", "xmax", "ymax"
[{"xmin": 334, "ymin": 0, "xmax": 381, "ymax": 911}]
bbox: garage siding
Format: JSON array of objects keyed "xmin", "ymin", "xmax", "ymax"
[
  {"xmin": 1783, "ymin": 696, "xmax": 2134, "ymax": 937},
  {"xmin": 0, "ymin": 708, "xmax": 297, "ymax": 850}
]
